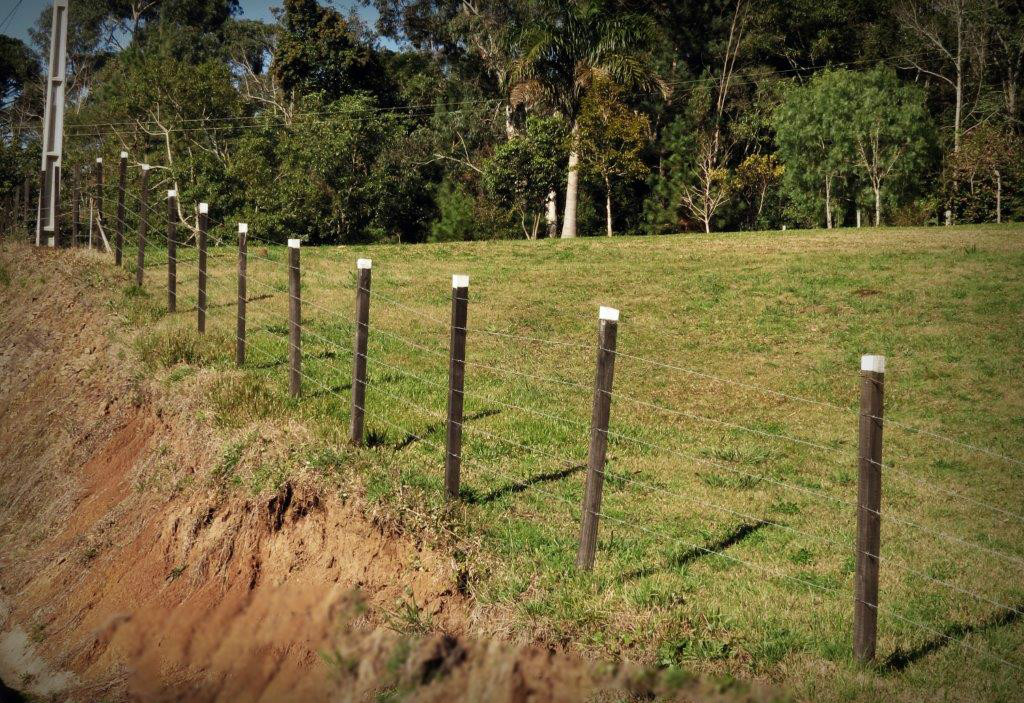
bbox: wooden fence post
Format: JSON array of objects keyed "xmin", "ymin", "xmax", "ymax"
[
  {"xmin": 445, "ymin": 274, "xmax": 469, "ymax": 500},
  {"xmin": 197, "ymin": 202, "xmax": 208, "ymax": 333},
  {"xmin": 23, "ymin": 178, "xmax": 31, "ymax": 240},
  {"xmin": 166, "ymin": 189, "xmax": 177, "ymax": 312},
  {"xmin": 288, "ymin": 238, "xmax": 302, "ymax": 397},
  {"xmin": 135, "ymin": 164, "xmax": 150, "ymax": 287},
  {"xmin": 93, "ymin": 158, "xmax": 103, "ymax": 249},
  {"xmin": 236, "ymin": 223, "xmax": 248, "ymax": 366},
  {"xmin": 52, "ymin": 165, "xmax": 61, "ymax": 247},
  {"xmin": 37, "ymin": 169, "xmax": 46, "ymax": 246},
  {"xmin": 576, "ymin": 306, "xmax": 620, "ymax": 571},
  {"xmin": 349, "ymin": 258, "xmax": 372, "ymax": 445},
  {"xmin": 854, "ymin": 354, "xmax": 885, "ymax": 662},
  {"xmin": 70, "ymin": 167, "xmax": 79, "ymax": 247},
  {"xmin": 115, "ymin": 151, "xmax": 127, "ymax": 265}
]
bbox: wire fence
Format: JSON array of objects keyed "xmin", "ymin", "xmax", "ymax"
[{"xmin": 6, "ymin": 153, "xmax": 1024, "ymax": 680}]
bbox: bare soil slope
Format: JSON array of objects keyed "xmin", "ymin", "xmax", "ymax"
[{"xmin": 0, "ymin": 244, "xmax": 759, "ymax": 703}]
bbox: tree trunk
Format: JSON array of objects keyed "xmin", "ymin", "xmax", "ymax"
[
  {"xmin": 605, "ymin": 178, "xmax": 613, "ymax": 237},
  {"xmin": 531, "ymin": 213, "xmax": 541, "ymax": 239},
  {"xmin": 825, "ymin": 175, "xmax": 833, "ymax": 229},
  {"xmin": 561, "ymin": 123, "xmax": 580, "ymax": 239},
  {"xmin": 873, "ymin": 185, "xmax": 881, "ymax": 227},
  {"xmin": 545, "ymin": 190, "xmax": 558, "ymax": 238},
  {"xmin": 703, "ymin": 213, "xmax": 711, "ymax": 234},
  {"xmin": 995, "ymin": 169, "xmax": 1001, "ymax": 224}
]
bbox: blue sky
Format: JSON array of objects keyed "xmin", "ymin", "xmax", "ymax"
[{"xmin": 0, "ymin": 0, "xmax": 379, "ymax": 47}]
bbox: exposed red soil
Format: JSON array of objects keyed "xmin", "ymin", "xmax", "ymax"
[{"xmin": 0, "ymin": 243, "xmax": 768, "ymax": 703}]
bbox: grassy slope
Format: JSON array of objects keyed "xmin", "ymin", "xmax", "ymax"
[{"xmin": 119, "ymin": 224, "xmax": 1023, "ymax": 701}]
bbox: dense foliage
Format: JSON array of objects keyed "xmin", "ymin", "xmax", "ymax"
[{"xmin": 2, "ymin": 0, "xmax": 1022, "ymax": 242}]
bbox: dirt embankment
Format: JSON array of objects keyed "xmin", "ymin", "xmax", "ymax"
[{"xmin": 0, "ymin": 244, "xmax": 766, "ymax": 703}]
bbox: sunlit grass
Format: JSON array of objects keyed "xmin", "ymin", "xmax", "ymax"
[{"xmin": 116, "ymin": 224, "xmax": 1024, "ymax": 701}]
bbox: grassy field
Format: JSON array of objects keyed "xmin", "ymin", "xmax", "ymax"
[{"xmin": 106, "ymin": 224, "xmax": 1023, "ymax": 701}]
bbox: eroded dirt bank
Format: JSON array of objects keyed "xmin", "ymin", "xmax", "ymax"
[{"xmin": 0, "ymin": 243, "xmax": 767, "ymax": 703}]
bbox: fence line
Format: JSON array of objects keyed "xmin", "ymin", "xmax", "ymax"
[{"xmin": 22, "ymin": 168, "xmax": 1024, "ymax": 677}]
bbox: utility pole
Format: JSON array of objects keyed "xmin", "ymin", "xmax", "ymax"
[{"xmin": 36, "ymin": 0, "xmax": 69, "ymax": 246}]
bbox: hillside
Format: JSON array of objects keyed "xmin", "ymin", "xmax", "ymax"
[{"xmin": 2, "ymin": 224, "xmax": 1023, "ymax": 701}]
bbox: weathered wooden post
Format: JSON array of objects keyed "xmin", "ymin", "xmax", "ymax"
[
  {"xmin": 445, "ymin": 274, "xmax": 469, "ymax": 499},
  {"xmin": 349, "ymin": 258, "xmax": 372, "ymax": 445},
  {"xmin": 854, "ymin": 354, "xmax": 885, "ymax": 662},
  {"xmin": 288, "ymin": 238, "xmax": 302, "ymax": 397},
  {"xmin": 92, "ymin": 157, "xmax": 103, "ymax": 249},
  {"xmin": 52, "ymin": 165, "xmax": 61, "ymax": 247},
  {"xmin": 236, "ymin": 223, "xmax": 248, "ymax": 366},
  {"xmin": 70, "ymin": 167, "xmax": 80, "ymax": 247},
  {"xmin": 576, "ymin": 306, "xmax": 619, "ymax": 571},
  {"xmin": 166, "ymin": 189, "xmax": 177, "ymax": 312},
  {"xmin": 22, "ymin": 178, "xmax": 30, "ymax": 238},
  {"xmin": 135, "ymin": 164, "xmax": 150, "ymax": 287},
  {"xmin": 197, "ymin": 202, "xmax": 208, "ymax": 333},
  {"xmin": 115, "ymin": 151, "xmax": 127, "ymax": 265}
]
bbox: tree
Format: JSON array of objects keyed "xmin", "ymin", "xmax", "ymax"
[
  {"xmin": 575, "ymin": 79, "xmax": 649, "ymax": 236},
  {"xmin": 733, "ymin": 153, "xmax": 783, "ymax": 229},
  {"xmin": 847, "ymin": 68, "xmax": 931, "ymax": 225},
  {"xmin": 893, "ymin": 0, "xmax": 990, "ymax": 153},
  {"xmin": 774, "ymin": 70, "xmax": 856, "ymax": 228},
  {"xmin": 510, "ymin": 0, "xmax": 663, "ymax": 238},
  {"xmin": 274, "ymin": 0, "xmax": 394, "ymax": 105},
  {"xmin": 680, "ymin": 134, "xmax": 732, "ymax": 233},
  {"xmin": 483, "ymin": 116, "xmax": 567, "ymax": 238},
  {"xmin": 952, "ymin": 123, "xmax": 1022, "ymax": 222}
]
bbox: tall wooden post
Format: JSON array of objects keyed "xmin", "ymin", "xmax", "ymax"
[
  {"xmin": 23, "ymin": 178, "xmax": 30, "ymax": 239},
  {"xmin": 288, "ymin": 238, "xmax": 302, "ymax": 397},
  {"xmin": 70, "ymin": 167, "xmax": 79, "ymax": 247},
  {"xmin": 445, "ymin": 274, "xmax": 469, "ymax": 500},
  {"xmin": 349, "ymin": 258, "xmax": 372, "ymax": 445},
  {"xmin": 52, "ymin": 165, "xmax": 62, "ymax": 247},
  {"xmin": 197, "ymin": 202, "xmax": 208, "ymax": 333},
  {"xmin": 236, "ymin": 223, "xmax": 248, "ymax": 366},
  {"xmin": 854, "ymin": 354, "xmax": 885, "ymax": 662},
  {"xmin": 115, "ymin": 151, "xmax": 127, "ymax": 265},
  {"xmin": 37, "ymin": 169, "xmax": 46, "ymax": 245},
  {"xmin": 93, "ymin": 158, "xmax": 103, "ymax": 249},
  {"xmin": 166, "ymin": 190, "xmax": 177, "ymax": 312},
  {"xmin": 576, "ymin": 306, "xmax": 620, "ymax": 571},
  {"xmin": 135, "ymin": 165, "xmax": 150, "ymax": 287}
]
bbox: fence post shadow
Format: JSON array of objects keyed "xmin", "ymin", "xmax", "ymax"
[{"xmin": 619, "ymin": 520, "xmax": 770, "ymax": 582}]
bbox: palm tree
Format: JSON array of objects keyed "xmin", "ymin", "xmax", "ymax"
[{"xmin": 511, "ymin": 0, "xmax": 663, "ymax": 238}]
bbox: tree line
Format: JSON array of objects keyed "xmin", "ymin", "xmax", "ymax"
[{"xmin": 1, "ymin": 0, "xmax": 1022, "ymax": 244}]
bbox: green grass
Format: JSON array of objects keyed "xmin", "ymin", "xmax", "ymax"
[{"xmin": 114, "ymin": 225, "xmax": 1024, "ymax": 701}]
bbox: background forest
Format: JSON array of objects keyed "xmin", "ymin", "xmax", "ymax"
[{"xmin": 1, "ymin": 0, "xmax": 1022, "ymax": 243}]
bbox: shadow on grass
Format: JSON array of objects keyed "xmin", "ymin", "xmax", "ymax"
[
  {"xmin": 248, "ymin": 348, "xmax": 340, "ymax": 369},
  {"xmin": 880, "ymin": 604, "xmax": 1024, "ymax": 673},
  {"xmin": 620, "ymin": 520, "xmax": 770, "ymax": 581},
  {"xmin": 462, "ymin": 462, "xmax": 586, "ymax": 505},
  {"xmin": 181, "ymin": 293, "xmax": 275, "ymax": 311},
  {"xmin": 366, "ymin": 409, "xmax": 501, "ymax": 451}
]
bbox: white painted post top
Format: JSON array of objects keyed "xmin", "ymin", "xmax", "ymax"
[
  {"xmin": 357, "ymin": 258, "xmax": 372, "ymax": 269},
  {"xmin": 452, "ymin": 274, "xmax": 469, "ymax": 288},
  {"xmin": 288, "ymin": 238, "xmax": 301, "ymax": 248},
  {"xmin": 167, "ymin": 189, "xmax": 176, "ymax": 199},
  {"xmin": 599, "ymin": 306, "xmax": 620, "ymax": 322},
  {"xmin": 861, "ymin": 355, "xmax": 886, "ymax": 373},
  {"xmin": 238, "ymin": 223, "xmax": 248, "ymax": 233},
  {"xmin": 141, "ymin": 163, "xmax": 150, "ymax": 171},
  {"xmin": 96, "ymin": 157, "xmax": 103, "ymax": 163},
  {"xmin": 198, "ymin": 202, "xmax": 208, "ymax": 214},
  {"xmin": 120, "ymin": 151, "xmax": 128, "ymax": 159}
]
